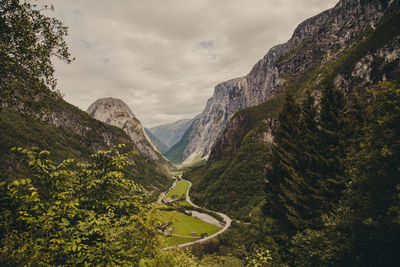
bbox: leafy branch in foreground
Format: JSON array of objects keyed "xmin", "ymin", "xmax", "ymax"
[
  {"xmin": 0, "ymin": 0, "xmax": 73, "ymax": 110},
  {"xmin": 0, "ymin": 144, "xmax": 171, "ymax": 266}
]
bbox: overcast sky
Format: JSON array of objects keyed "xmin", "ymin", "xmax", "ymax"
[{"xmin": 44, "ymin": 0, "xmax": 337, "ymax": 127}]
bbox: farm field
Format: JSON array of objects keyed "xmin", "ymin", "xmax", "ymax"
[
  {"xmin": 165, "ymin": 180, "xmax": 190, "ymax": 200},
  {"xmin": 158, "ymin": 210, "xmax": 221, "ymax": 237}
]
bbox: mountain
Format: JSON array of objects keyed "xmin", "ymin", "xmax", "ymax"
[
  {"xmin": 144, "ymin": 127, "xmax": 169, "ymax": 154},
  {"xmin": 0, "ymin": 96, "xmax": 169, "ymax": 189},
  {"xmin": 185, "ymin": 0, "xmax": 400, "ymax": 218},
  {"xmin": 149, "ymin": 117, "xmax": 196, "ymax": 150},
  {"xmin": 0, "ymin": 93, "xmax": 171, "ymax": 190},
  {"xmin": 86, "ymin": 97, "xmax": 171, "ymax": 167},
  {"xmin": 164, "ymin": 123, "xmax": 194, "ymax": 164},
  {"xmin": 174, "ymin": 0, "xmax": 400, "ymax": 164}
]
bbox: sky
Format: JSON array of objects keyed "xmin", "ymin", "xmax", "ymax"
[{"xmin": 43, "ymin": 0, "xmax": 338, "ymax": 128}]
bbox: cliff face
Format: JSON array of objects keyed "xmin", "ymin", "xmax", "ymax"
[
  {"xmin": 181, "ymin": 0, "xmax": 400, "ymax": 161},
  {"xmin": 87, "ymin": 98, "xmax": 167, "ymax": 164},
  {"xmin": 186, "ymin": 0, "xmax": 400, "ymax": 217}
]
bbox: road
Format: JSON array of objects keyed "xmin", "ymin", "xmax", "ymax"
[
  {"xmin": 157, "ymin": 177, "xmax": 177, "ymax": 203},
  {"xmin": 163, "ymin": 179, "xmax": 232, "ymax": 250}
]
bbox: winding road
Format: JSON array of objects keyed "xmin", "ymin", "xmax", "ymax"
[{"xmin": 162, "ymin": 178, "xmax": 232, "ymax": 250}]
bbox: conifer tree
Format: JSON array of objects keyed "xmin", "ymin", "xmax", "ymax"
[
  {"xmin": 298, "ymin": 92, "xmax": 324, "ymax": 224},
  {"xmin": 265, "ymin": 94, "xmax": 310, "ymax": 233},
  {"xmin": 291, "ymin": 82, "xmax": 400, "ymax": 267},
  {"xmin": 318, "ymin": 83, "xmax": 348, "ymax": 206},
  {"xmin": 341, "ymin": 82, "xmax": 400, "ymax": 266}
]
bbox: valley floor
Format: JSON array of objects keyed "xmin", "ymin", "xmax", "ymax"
[{"xmin": 157, "ymin": 175, "xmax": 232, "ymax": 249}]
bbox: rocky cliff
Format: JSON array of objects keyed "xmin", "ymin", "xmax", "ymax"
[
  {"xmin": 1, "ymin": 93, "xmax": 171, "ymax": 189},
  {"xmin": 185, "ymin": 0, "xmax": 400, "ymax": 218},
  {"xmin": 87, "ymin": 98, "xmax": 168, "ymax": 164},
  {"xmin": 180, "ymin": 0, "xmax": 400, "ymax": 162}
]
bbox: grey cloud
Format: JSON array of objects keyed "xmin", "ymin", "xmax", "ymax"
[{"xmin": 44, "ymin": 0, "xmax": 337, "ymax": 127}]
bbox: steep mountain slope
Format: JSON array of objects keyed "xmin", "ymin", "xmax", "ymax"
[
  {"xmin": 0, "ymin": 94, "xmax": 171, "ymax": 191},
  {"xmin": 176, "ymin": 0, "xmax": 400, "ymax": 163},
  {"xmin": 165, "ymin": 124, "xmax": 194, "ymax": 164},
  {"xmin": 86, "ymin": 98, "xmax": 171, "ymax": 168},
  {"xmin": 185, "ymin": 0, "xmax": 400, "ymax": 219},
  {"xmin": 149, "ymin": 117, "xmax": 196, "ymax": 149},
  {"xmin": 144, "ymin": 127, "xmax": 169, "ymax": 154}
]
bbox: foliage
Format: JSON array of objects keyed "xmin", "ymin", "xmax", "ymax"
[
  {"xmin": 0, "ymin": 0, "xmax": 72, "ymax": 109},
  {"xmin": 289, "ymin": 229, "xmax": 340, "ymax": 267},
  {"xmin": 198, "ymin": 255, "xmax": 244, "ymax": 267},
  {"xmin": 245, "ymin": 248, "xmax": 273, "ymax": 267},
  {"xmin": 264, "ymin": 93, "xmax": 311, "ymax": 233},
  {"xmin": 187, "ymin": 132, "xmax": 271, "ymax": 220},
  {"xmin": 288, "ymin": 82, "xmax": 400, "ymax": 266},
  {"xmin": 0, "ymin": 108, "xmax": 170, "ymax": 189},
  {"xmin": 0, "ymin": 145, "xmax": 175, "ymax": 266},
  {"xmin": 165, "ymin": 125, "xmax": 193, "ymax": 164}
]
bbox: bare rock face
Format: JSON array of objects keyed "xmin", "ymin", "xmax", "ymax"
[
  {"xmin": 87, "ymin": 97, "xmax": 164, "ymax": 162},
  {"xmin": 181, "ymin": 0, "xmax": 400, "ymax": 161}
]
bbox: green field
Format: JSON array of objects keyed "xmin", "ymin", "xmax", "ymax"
[
  {"xmin": 176, "ymin": 201, "xmax": 193, "ymax": 208},
  {"xmin": 178, "ymin": 154, "xmax": 207, "ymax": 172},
  {"xmin": 165, "ymin": 180, "xmax": 190, "ymax": 200},
  {"xmin": 159, "ymin": 210, "xmax": 221, "ymax": 237}
]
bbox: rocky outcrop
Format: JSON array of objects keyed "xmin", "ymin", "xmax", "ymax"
[
  {"xmin": 181, "ymin": 0, "xmax": 400, "ymax": 161},
  {"xmin": 87, "ymin": 97, "xmax": 167, "ymax": 163}
]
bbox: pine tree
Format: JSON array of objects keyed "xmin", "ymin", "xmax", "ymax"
[
  {"xmin": 318, "ymin": 83, "xmax": 348, "ymax": 206},
  {"xmin": 342, "ymin": 82, "xmax": 400, "ymax": 266},
  {"xmin": 293, "ymin": 82, "xmax": 400, "ymax": 267},
  {"xmin": 298, "ymin": 91, "xmax": 324, "ymax": 224},
  {"xmin": 264, "ymin": 94, "xmax": 311, "ymax": 233}
]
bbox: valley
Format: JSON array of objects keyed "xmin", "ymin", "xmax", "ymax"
[
  {"xmin": 1, "ymin": 0, "xmax": 400, "ymax": 265},
  {"xmin": 157, "ymin": 173, "xmax": 231, "ymax": 249}
]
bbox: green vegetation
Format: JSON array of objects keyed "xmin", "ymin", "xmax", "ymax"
[
  {"xmin": 185, "ymin": 6, "xmax": 400, "ymax": 222},
  {"xmin": 188, "ymin": 82, "xmax": 400, "ymax": 266},
  {"xmin": 0, "ymin": 0, "xmax": 170, "ymax": 191},
  {"xmin": 270, "ymin": 82, "xmax": 400, "ymax": 266},
  {"xmin": 0, "ymin": 2, "xmax": 194, "ymax": 265},
  {"xmin": 2, "ymin": 0, "xmax": 400, "ymax": 266},
  {"xmin": 185, "ymin": 8, "xmax": 400, "ymax": 263},
  {"xmin": 165, "ymin": 180, "xmax": 190, "ymax": 201},
  {"xmin": 179, "ymin": 154, "xmax": 207, "ymax": 172},
  {"xmin": 0, "ymin": 145, "xmax": 167, "ymax": 265},
  {"xmin": 165, "ymin": 125, "xmax": 193, "ymax": 164},
  {"xmin": 165, "ymin": 236, "xmax": 197, "ymax": 247},
  {"xmin": 158, "ymin": 211, "xmax": 221, "ymax": 237},
  {"xmin": 0, "ymin": 0, "xmax": 71, "ymax": 106},
  {"xmin": 321, "ymin": 8, "xmax": 400, "ymax": 85},
  {"xmin": 0, "ymin": 106, "xmax": 171, "ymax": 190},
  {"xmin": 175, "ymin": 200, "xmax": 193, "ymax": 208}
]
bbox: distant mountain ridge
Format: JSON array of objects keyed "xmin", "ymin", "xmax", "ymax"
[
  {"xmin": 144, "ymin": 128, "xmax": 169, "ymax": 154},
  {"xmin": 149, "ymin": 118, "xmax": 196, "ymax": 150}
]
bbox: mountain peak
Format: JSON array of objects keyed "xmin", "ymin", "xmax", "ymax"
[
  {"xmin": 87, "ymin": 97, "xmax": 169, "ymax": 164},
  {"xmin": 87, "ymin": 97, "xmax": 138, "ymax": 124}
]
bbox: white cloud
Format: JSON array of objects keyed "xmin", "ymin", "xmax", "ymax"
[{"xmin": 43, "ymin": 0, "xmax": 338, "ymax": 127}]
